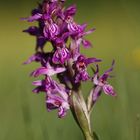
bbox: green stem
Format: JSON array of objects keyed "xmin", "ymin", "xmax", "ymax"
[
  {"xmin": 84, "ymin": 132, "xmax": 94, "ymax": 140},
  {"xmin": 70, "ymin": 91, "xmax": 94, "ymax": 140}
]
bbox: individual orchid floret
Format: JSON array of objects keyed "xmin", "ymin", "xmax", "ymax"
[
  {"xmin": 93, "ymin": 60, "xmax": 116, "ymax": 96},
  {"xmin": 67, "ymin": 20, "xmax": 95, "ymax": 48},
  {"xmin": 46, "ymin": 93, "xmax": 70, "ymax": 118},
  {"xmin": 32, "ymin": 76, "xmax": 69, "ymax": 100},
  {"xmin": 52, "ymin": 46, "xmax": 70, "ymax": 64},
  {"xmin": 43, "ymin": 20, "xmax": 60, "ymax": 40},
  {"xmin": 66, "ymin": 17, "xmax": 85, "ymax": 35},
  {"xmin": 74, "ymin": 55, "xmax": 101, "ymax": 83},
  {"xmin": 33, "ymin": 76, "xmax": 70, "ymax": 118},
  {"xmin": 32, "ymin": 76, "xmax": 56, "ymax": 93}
]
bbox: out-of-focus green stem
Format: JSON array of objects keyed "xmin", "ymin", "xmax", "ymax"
[{"xmin": 84, "ymin": 132, "xmax": 94, "ymax": 140}]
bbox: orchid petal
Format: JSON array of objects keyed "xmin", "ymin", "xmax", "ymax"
[
  {"xmin": 82, "ymin": 28, "xmax": 96, "ymax": 36},
  {"xmin": 22, "ymin": 13, "xmax": 42, "ymax": 22},
  {"xmin": 82, "ymin": 40, "xmax": 92, "ymax": 48},
  {"xmin": 85, "ymin": 58, "xmax": 102, "ymax": 65},
  {"xmin": 23, "ymin": 52, "xmax": 42, "ymax": 64},
  {"xmin": 32, "ymin": 80, "xmax": 42, "ymax": 86},
  {"xmin": 31, "ymin": 66, "xmax": 66, "ymax": 77},
  {"xmin": 23, "ymin": 26, "xmax": 40, "ymax": 36}
]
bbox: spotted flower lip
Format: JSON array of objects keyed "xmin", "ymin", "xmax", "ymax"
[
  {"xmin": 44, "ymin": 21, "xmax": 60, "ymax": 39},
  {"xmin": 103, "ymin": 84, "xmax": 116, "ymax": 96},
  {"xmin": 49, "ymin": 23, "xmax": 60, "ymax": 38},
  {"xmin": 67, "ymin": 20, "xmax": 80, "ymax": 34},
  {"xmin": 52, "ymin": 46, "xmax": 70, "ymax": 64}
]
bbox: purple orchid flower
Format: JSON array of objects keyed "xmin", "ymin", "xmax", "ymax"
[
  {"xmin": 32, "ymin": 77, "xmax": 70, "ymax": 116},
  {"xmin": 49, "ymin": 22, "xmax": 60, "ymax": 39},
  {"xmin": 32, "ymin": 76, "xmax": 56, "ymax": 93},
  {"xmin": 46, "ymin": 93, "xmax": 69, "ymax": 118},
  {"xmin": 67, "ymin": 17, "xmax": 81, "ymax": 34},
  {"xmin": 74, "ymin": 55, "xmax": 101, "ymax": 83},
  {"xmin": 67, "ymin": 19, "xmax": 95, "ymax": 48},
  {"xmin": 92, "ymin": 61, "xmax": 116, "ymax": 101},
  {"xmin": 23, "ymin": 0, "xmax": 116, "ymax": 128},
  {"xmin": 32, "ymin": 76, "xmax": 69, "ymax": 99},
  {"xmin": 44, "ymin": 20, "xmax": 60, "ymax": 40},
  {"xmin": 52, "ymin": 46, "xmax": 70, "ymax": 64}
]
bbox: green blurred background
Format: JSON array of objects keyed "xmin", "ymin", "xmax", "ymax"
[{"xmin": 0, "ymin": 0, "xmax": 140, "ymax": 140}]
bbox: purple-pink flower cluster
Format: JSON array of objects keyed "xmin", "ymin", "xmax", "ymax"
[{"xmin": 23, "ymin": 0, "xmax": 116, "ymax": 118}]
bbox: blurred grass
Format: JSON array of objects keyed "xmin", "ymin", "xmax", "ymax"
[{"xmin": 0, "ymin": 0, "xmax": 140, "ymax": 140}]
